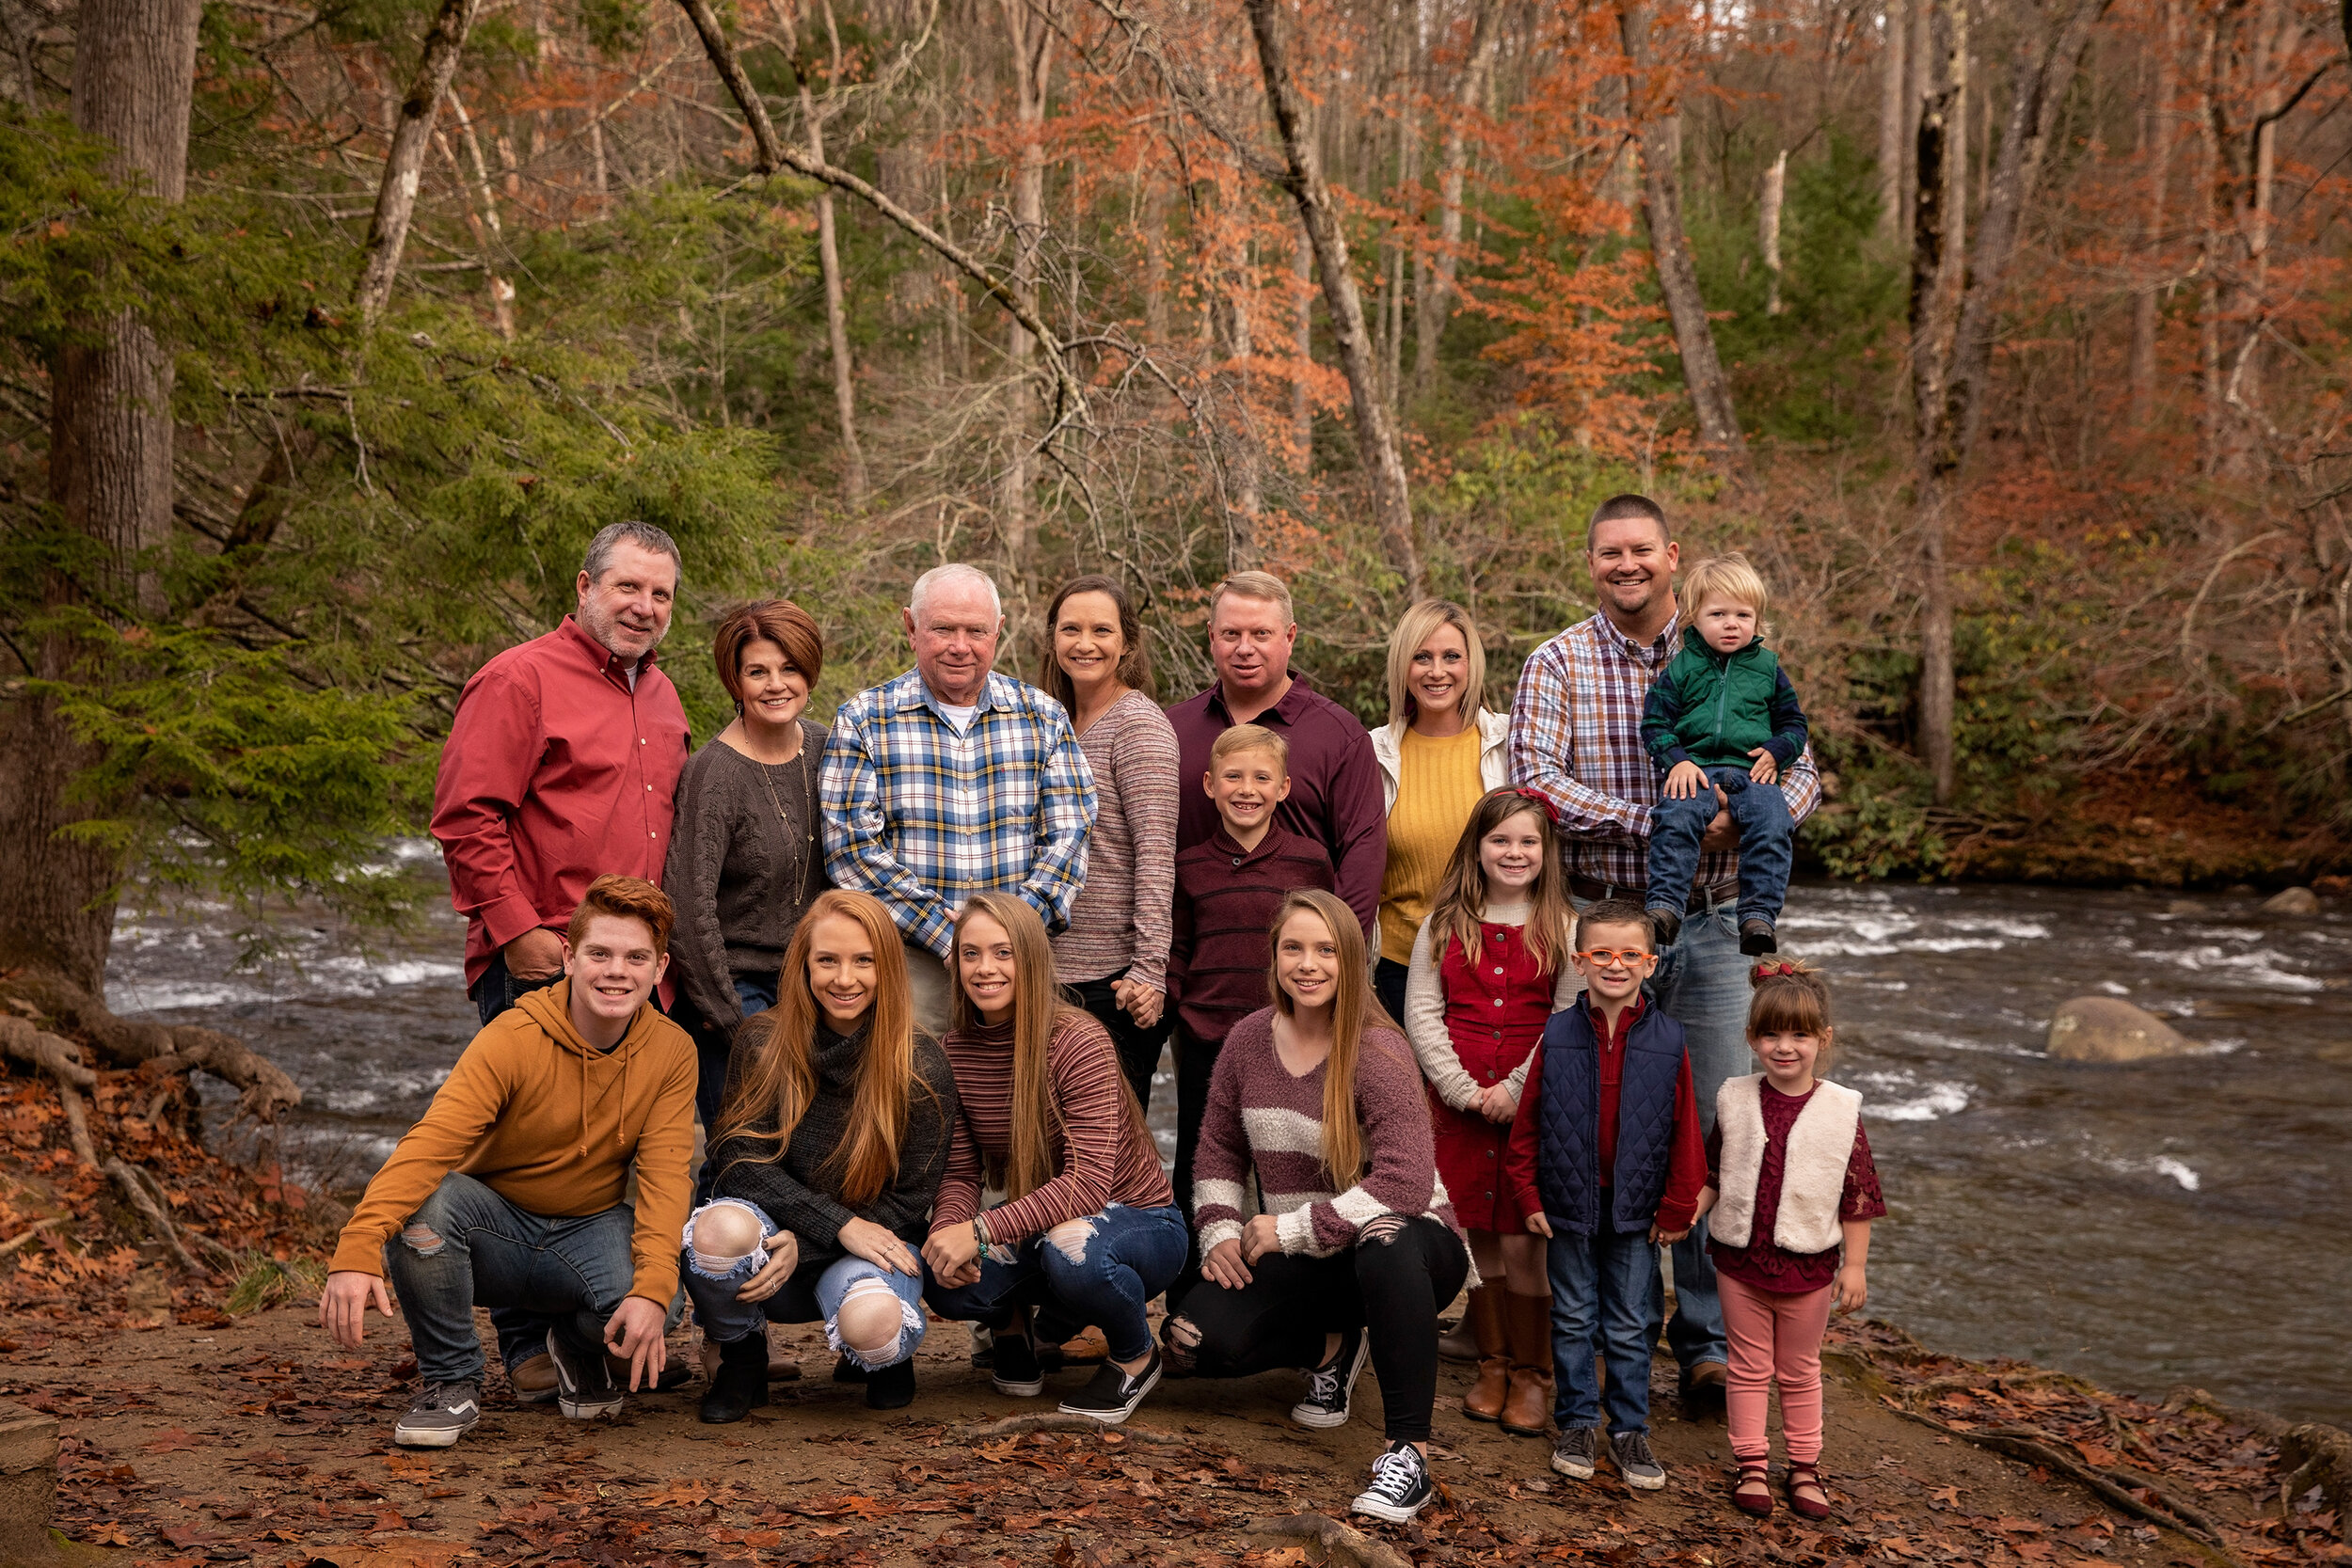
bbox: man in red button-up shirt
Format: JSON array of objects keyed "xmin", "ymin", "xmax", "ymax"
[{"xmin": 432, "ymin": 522, "xmax": 693, "ymax": 1028}]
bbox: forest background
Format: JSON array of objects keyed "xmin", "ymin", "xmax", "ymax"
[{"xmin": 1, "ymin": 0, "xmax": 2349, "ymax": 1022}]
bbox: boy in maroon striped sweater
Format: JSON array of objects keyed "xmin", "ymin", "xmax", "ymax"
[{"xmin": 1167, "ymin": 725, "xmax": 1335, "ymax": 1231}]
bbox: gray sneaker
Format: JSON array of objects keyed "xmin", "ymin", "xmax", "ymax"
[
  {"xmin": 1550, "ymin": 1426, "xmax": 1600, "ymax": 1481},
  {"xmin": 545, "ymin": 1333, "xmax": 626, "ymax": 1420},
  {"xmin": 391, "ymin": 1380, "xmax": 482, "ymax": 1448},
  {"xmin": 1611, "ymin": 1428, "xmax": 1667, "ymax": 1490}
]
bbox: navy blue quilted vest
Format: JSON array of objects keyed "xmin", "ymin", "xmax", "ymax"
[{"xmin": 1534, "ymin": 997, "xmax": 1689, "ymax": 1237}]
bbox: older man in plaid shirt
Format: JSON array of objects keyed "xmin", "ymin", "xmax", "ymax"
[
  {"xmin": 820, "ymin": 563, "xmax": 1097, "ymax": 1034},
  {"xmin": 1509, "ymin": 493, "xmax": 1820, "ymax": 1414}
]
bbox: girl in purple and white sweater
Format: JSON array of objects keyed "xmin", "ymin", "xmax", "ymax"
[{"xmin": 1164, "ymin": 889, "xmax": 1473, "ymax": 1526}]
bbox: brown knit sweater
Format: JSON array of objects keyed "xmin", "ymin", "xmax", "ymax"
[{"xmin": 661, "ymin": 721, "xmax": 829, "ymax": 1031}]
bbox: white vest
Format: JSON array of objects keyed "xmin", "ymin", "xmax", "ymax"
[{"xmin": 1709, "ymin": 1074, "xmax": 1862, "ymax": 1256}]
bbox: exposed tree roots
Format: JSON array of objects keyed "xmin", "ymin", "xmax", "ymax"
[
  {"xmin": 3, "ymin": 967, "xmax": 301, "ymax": 1277},
  {"xmin": 1245, "ymin": 1512, "xmax": 1417, "ymax": 1568}
]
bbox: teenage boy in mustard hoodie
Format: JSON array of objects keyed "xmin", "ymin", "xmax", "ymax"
[{"xmin": 319, "ymin": 875, "xmax": 699, "ymax": 1449}]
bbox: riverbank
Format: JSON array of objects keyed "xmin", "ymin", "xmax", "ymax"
[{"xmin": 6, "ymin": 1294, "xmax": 2344, "ymax": 1566}]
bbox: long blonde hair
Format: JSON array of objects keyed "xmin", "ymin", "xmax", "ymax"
[
  {"xmin": 1266, "ymin": 889, "xmax": 1395, "ymax": 1190},
  {"xmin": 1425, "ymin": 790, "xmax": 1577, "ymax": 978},
  {"xmin": 1383, "ymin": 598, "xmax": 1488, "ymax": 737},
  {"xmin": 714, "ymin": 890, "xmax": 926, "ymax": 1207},
  {"xmin": 949, "ymin": 892, "xmax": 1150, "ymax": 1203}
]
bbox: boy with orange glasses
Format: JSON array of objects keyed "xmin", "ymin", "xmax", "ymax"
[{"xmin": 1502, "ymin": 898, "xmax": 1707, "ymax": 1493}]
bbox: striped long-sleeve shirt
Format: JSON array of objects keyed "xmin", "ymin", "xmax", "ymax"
[
  {"xmin": 1508, "ymin": 612, "xmax": 1820, "ymax": 894},
  {"xmin": 1192, "ymin": 1007, "xmax": 1464, "ymax": 1259},
  {"xmin": 931, "ymin": 1012, "xmax": 1173, "ymax": 1245},
  {"xmin": 819, "ymin": 669, "xmax": 1097, "ymax": 958}
]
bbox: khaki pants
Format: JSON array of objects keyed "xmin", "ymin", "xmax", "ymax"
[{"xmin": 905, "ymin": 940, "xmax": 955, "ymax": 1038}]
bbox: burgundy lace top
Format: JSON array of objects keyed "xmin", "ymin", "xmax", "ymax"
[{"xmin": 1704, "ymin": 1081, "xmax": 1885, "ymax": 1295}]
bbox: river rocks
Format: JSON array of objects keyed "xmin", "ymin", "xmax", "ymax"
[
  {"xmin": 2046, "ymin": 997, "xmax": 2195, "ymax": 1063},
  {"xmin": 2262, "ymin": 886, "xmax": 2321, "ymax": 916}
]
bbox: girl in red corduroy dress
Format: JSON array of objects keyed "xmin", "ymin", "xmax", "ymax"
[{"xmin": 1401, "ymin": 789, "xmax": 1579, "ymax": 1436}]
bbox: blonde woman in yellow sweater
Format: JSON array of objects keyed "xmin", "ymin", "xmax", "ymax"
[{"xmin": 1370, "ymin": 601, "xmax": 1509, "ymax": 1022}]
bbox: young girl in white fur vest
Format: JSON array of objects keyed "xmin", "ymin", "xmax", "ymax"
[{"xmin": 1694, "ymin": 959, "xmax": 1884, "ymax": 1523}]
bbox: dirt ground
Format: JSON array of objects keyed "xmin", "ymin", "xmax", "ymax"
[{"xmin": 11, "ymin": 1298, "xmax": 2337, "ymax": 1568}]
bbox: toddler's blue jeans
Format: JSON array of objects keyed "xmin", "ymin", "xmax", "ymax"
[{"xmin": 1645, "ymin": 767, "xmax": 1794, "ymax": 926}]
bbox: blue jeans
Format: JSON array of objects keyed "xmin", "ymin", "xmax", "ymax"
[
  {"xmin": 1548, "ymin": 1225, "xmax": 1661, "ymax": 1436},
  {"xmin": 1645, "ymin": 768, "xmax": 1793, "ymax": 927},
  {"xmin": 471, "ymin": 950, "xmax": 560, "ymax": 1029},
  {"xmin": 681, "ymin": 1199, "xmax": 926, "ymax": 1370},
  {"xmin": 924, "ymin": 1202, "xmax": 1188, "ymax": 1364},
  {"xmin": 384, "ymin": 1172, "xmax": 636, "ymax": 1386},
  {"xmin": 1568, "ymin": 891, "xmax": 1748, "ymax": 1374}
]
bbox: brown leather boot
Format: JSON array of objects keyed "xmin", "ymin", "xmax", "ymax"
[
  {"xmin": 1500, "ymin": 1290, "xmax": 1556, "ymax": 1437},
  {"xmin": 1458, "ymin": 1286, "xmax": 1510, "ymax": 1422}
]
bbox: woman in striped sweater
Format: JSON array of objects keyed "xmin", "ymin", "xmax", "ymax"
[
  {"xmin": 1164, "ymin": 889, "xmax": 1473, "ymax": 1525},
  {"xmin": 919, "ymin": 893, "xmax": 1187, "ymax": 1426}
]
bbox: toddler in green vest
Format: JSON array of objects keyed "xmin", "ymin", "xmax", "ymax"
[{"xmin": 1638, "ymin": 554, "xmax": 1809, "ymax": 956}]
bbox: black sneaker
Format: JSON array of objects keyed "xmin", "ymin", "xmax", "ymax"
[
  {"xmin": 1290, "ymin": 1327, "xmax": 1369, "ymax": 1430},
  {"xmin": 1550, "ymin": 1425, "xmax": 1600, "ymax": 1481},
  {"xmin": 833, "ymin": 1353, "xmax": 868, "ymax": 1384},
  {"xmin": 545, "ymin": 1332, "xmax": 626, "ymax": 1420},
  {"xmin": 864, "ymin": 1357, "xmax": 916, "ymax": 1410},
  {"xmin": 990, "ymin": 1328, "xmax": 1044, "ymax": 1397},
  {"xmin": 1350, "ymin": 1440, "xmax": 1435, "ymax": 1523},
  {"xmin": 1740, "ymin": 918, "xmax": 1778, "ymax": 956},
  {"xmin": 1057, "ymin": 1349, "xmax": 1161, "ymax": 1425},
  {"xmin": 1612, "ymin": 1428, "xmax": 1667, "ymax": 1490},
  {"xmin": 391, "ymin": 1379, "xmax": 482, "ymax": 1448},
  {"xmin": 1648, "ymin": 908, "xmax": 1683, "ymax": 949}
]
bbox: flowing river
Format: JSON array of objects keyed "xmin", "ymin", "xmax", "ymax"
[{"xmin": 105, "ymin": 872, "xmax": 2352, "ymax": 1425}]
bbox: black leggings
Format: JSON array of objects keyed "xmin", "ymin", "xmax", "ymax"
[{"xmin": 1166, "ymin": 1214, "xmax": 1470, "ymax": 1442}]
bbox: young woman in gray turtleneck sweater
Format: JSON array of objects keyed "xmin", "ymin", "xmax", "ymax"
[{"xmin": 681, "ymin": 890, "xmax": 959, "ymax": 1419}]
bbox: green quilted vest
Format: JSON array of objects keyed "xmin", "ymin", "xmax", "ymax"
[{"xmin": 1659, "ymin": 626, "xmax": 1784, "ymax": 770}]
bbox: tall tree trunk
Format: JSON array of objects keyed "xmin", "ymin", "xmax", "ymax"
[
  {"xmin": 232, "ymin": 0, "xmax": 481, "ymax": 554},
  {"xmin": 1911, "ymin": 0, "xmax": 2109, "ymax": 803},
  {"xmin": 1878, "ymin": 0, "xmax": 1909, "ymax": 238},
  {"xmin": 1619, "ymin": 0, "xmax": 1749, "ymax": 479},
  {"xmin": 1213, "ymin": 214, "xmax": 1263, "ymax": 569},
  {"xmin": 2194, "ymin": 11, "xmax": 2222, "ymax": 472},
  {"xmin": 1, "ymin": 0, "xmax": 201, "ymax": 992},
  {"xmin": 803, "ymin": 90, "xmax": 867, "ymax": 502},
  {"xmin": 1245, "ymin": 0, "xmax": 1422, "ymax": 596},
  {"xmin": 1292, "ymin": 220, "xmax": 1313, "ymax": 472},
  {"xmin": 1414, "ymin": 0, "xmax": 1500, "ymax": 401},
  {"xmin": 1759, "ymin": 149, "xmax": 1788, "ymax": 314},
  {"xmin": 2127, "ymin": 0, "xmax": 2180, "ymax": 427},
  {"xmin": 999, "ymin": 0, "xmax": 1054, "ymax": 588}
]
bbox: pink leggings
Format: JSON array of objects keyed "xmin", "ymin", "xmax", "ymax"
[{"xmin": 1718, "ymin": 1273, "xmax": 1834, "ymax": 1465}]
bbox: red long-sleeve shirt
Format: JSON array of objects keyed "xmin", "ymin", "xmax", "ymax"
[
  {"xmin": 1504, "ymin": 993, "xmax": 1707, "ymax": 1233},
  {"xmin": 431, "ymin": 616, "xmax": 691, "ymax": 990}
]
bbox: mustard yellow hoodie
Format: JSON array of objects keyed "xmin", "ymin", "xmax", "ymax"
[{"xmin": 330, "ymin": 980, "xmax": 698, "ymax": 1305}]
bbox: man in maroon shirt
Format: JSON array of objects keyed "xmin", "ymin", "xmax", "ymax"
[
  {"xmin": 431, "ymin": 520, "xmax": 692, "ymax": 1027},
  {"xmin": 1165, "ymin": 572, "xmax": 1386, "ymax": 940}
]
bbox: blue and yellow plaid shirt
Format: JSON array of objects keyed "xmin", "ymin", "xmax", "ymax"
[{"xmin": 818, "ymin": 668, "xmax": 1098, "ymax": 958}]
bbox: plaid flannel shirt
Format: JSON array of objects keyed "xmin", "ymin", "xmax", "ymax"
[
  {"xmin": 819, "ymin": 669, "xmax": 1098, "ymax": 958},
  {"xmin": 1507, "ymin": 612, "xmax": 1820, "ymax": 895}
]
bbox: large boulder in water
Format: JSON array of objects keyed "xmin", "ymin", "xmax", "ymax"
[
  {"xmin": 2046, "ymin": 997, "xmax": 2194, "ymax": 1063},
  {"xmin": 2262, "ymin": 886, "xmax": 2321, "ymax": 916}
]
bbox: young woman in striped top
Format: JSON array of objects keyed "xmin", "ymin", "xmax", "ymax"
[
  {"xmin": 1162, "ymin": 889, "xmax": 1473, "ymax": 1524},
  {"xmin": 919, "ymin": 893, "xmax": 1186, "ymax": 1425}
]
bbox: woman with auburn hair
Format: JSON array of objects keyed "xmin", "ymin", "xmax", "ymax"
[
  {"xmin": 1039, "ymin": 574, "xmax": 1181, "ymax": 1111},
  {"xmin": 1370, "ymin": 600, "xmax": 1509, "ymax": 1025},
  {"xmin": 663, "ymin": 599, "xmax": 831, "ymax": 1132},
  {"xmin": 1162, "ymin": 890, "xmax": 1473, "ymax": 1525},
  {"xmin": 682, "ymin": 890, "xmax": 959, "ymax": 1421},
  {"xmin": 919, "ymin": 893, "xmax": 1186, "ymax": 1427}
]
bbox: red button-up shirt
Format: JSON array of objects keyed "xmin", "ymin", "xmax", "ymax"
[{"xmin": 431, "ymin": 617, "xmax": 692, "ymax": 990}]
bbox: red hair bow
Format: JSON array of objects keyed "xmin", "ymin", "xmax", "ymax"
[
  {"xmin": 1753, "ymin": 960, "xmax": 1801, "ymax": 980},
  {"xmin": 1509, "ymin": 786, "xmax": 1558, "ymax": 825}
]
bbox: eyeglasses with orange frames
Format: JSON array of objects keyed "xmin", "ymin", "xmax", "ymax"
[{"xmin": 1573, "ymin": 947, "xmax": 1655, "ymax": 967}]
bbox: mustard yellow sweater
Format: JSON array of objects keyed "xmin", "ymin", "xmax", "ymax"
[{"xmin": 1378, "ymin": 724, "xmax": 1488, "ymax": 964}]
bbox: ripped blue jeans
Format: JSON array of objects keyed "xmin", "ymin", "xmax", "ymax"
[
  {"xmin": 384, "ymin": 1171, "xmax": 636, "ymax": 1386},
  {"xmin": 680, "ymin": 1198, "xmax": 926, "ymax": 1370},
  {"xmin": 922, "ymin": 1201, "xmax": 1188, "ymax": 1364}
]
